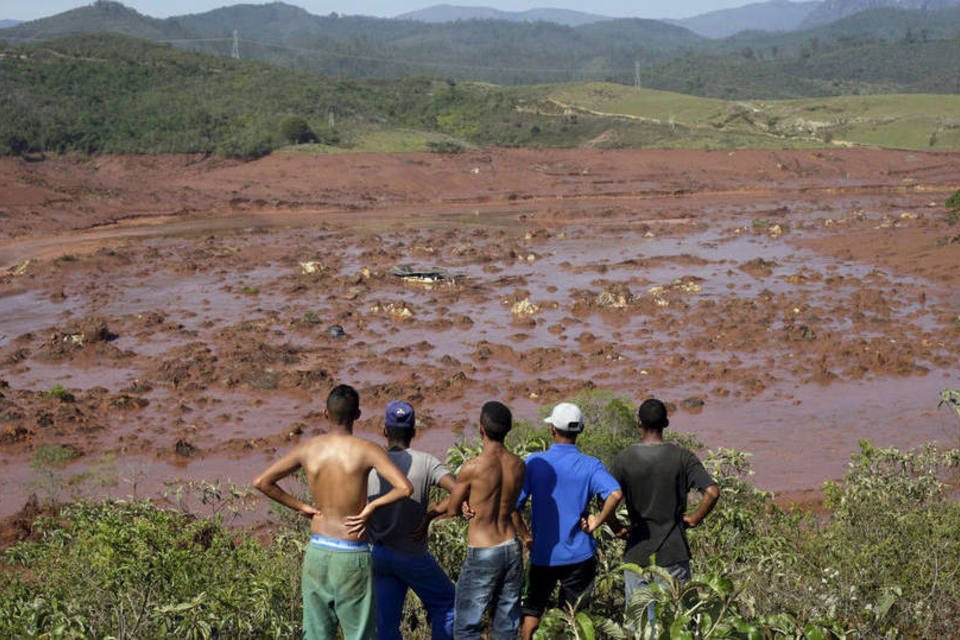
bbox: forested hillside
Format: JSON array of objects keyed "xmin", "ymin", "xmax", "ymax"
[
  {"xmin": 2, "ymin": 1, "xmax": 960, "ymax": 96},
  {"xmin": 3, "ymin": 33, "xmax": 958, "ymax": 158}
]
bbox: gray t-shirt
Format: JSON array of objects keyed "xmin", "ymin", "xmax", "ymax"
[
  {"xmin": 611, "ymin": 442, "xmax": 715, "ymax": 567},
  {"xmin": 367, "ymin": 448, "xmax": 450, "ymax": 556}
]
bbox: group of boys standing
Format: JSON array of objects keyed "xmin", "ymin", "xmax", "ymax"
[{"xmin": 253, "ymin": 384, "xmax": 719, "ymax": 639}]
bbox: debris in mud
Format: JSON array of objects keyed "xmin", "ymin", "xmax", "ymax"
[
  {"xmin": 741, "ymin": 258, "xmax": 778, "ymax": 278},
  {"xmin": 109, "ymin": 394, "xmax": 149, "ymax": 410},
  {"xmin": 390, "ymin": 265, "xmax": 464, "ymax": 286},
  {"xmin": 299, "ymin": 261, "xmax": 324, "ymax": 275},
  {"xmin": 647, "ymin": 277, "xmax": 703, "ymax": 307},
  {"xmin": 680, "ymin": 396, "xmax": 705, "ymax": 411},
  {"xmin": 597, "ymin": 284, "xmax": 635, "ymax": 309},
  {"xmin": 327, "ymin": 324, "xmax": 346, "ymax": 339},
  {"xmin": 784, "ymin": 323, "xmax": 818, "ymax": 342},
  {"xmin": 154, "ymin": 343, "xmax": 217, "ymax": 390},
  {"xmin": 0, "ymin": 425, "xmax": 31, "ymax": 445},
  {"xmin": 174, "ymin": 439, "xmax": 197, "ymax": 458},
  {"xmin": 370, "ymin": 301, "xmax": 415, "ymax": 321},
  {"xmin": 510, "ymin": 298, "xmax": 540, "ymax": 318}
]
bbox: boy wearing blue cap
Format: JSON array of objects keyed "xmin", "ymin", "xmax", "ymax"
[{"xmin": 366, "ymin": 401, "xmax": 458, "ymax": 640}]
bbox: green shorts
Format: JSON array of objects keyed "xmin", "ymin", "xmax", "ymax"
[{"xmin": 302, "ymin": 535, "xmax": 375, "ymax": 640}]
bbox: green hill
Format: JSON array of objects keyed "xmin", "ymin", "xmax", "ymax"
[
  {"xmin": 2, "ymin": 34, "xmax": 958, "ymax": 157},
  {"xmin": 1, "ymin": 0, "xmax": 193, "ymax": 42},
  {"xmin": 4, "ymin": 2, "xmax": 960, "ymax": 97}
]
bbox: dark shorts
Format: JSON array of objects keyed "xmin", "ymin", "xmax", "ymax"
[{"xmin": 521, "ymin": 556, "xmax": 597, "ymax": 618}]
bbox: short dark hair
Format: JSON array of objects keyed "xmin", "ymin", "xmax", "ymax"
[
  {"xmin": 480, "ymin": 401, "xmax": 512, "ymax": 442},
  {"xmin": 385, "ymin": 425, "xmax": 414, "ymax": 444},
  {"xmin": 327, "ymin": 384, "xmax": 360, "ymax": 425},
  {"xmin": 638, "ymin": 398, "xmax": 669, "ymax": 431}
]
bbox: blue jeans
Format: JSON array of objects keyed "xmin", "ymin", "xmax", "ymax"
[
  {"xmin": 624, "ymin": 561, "xmax": 691, "ymax": 627},
  {"xmin": 372, "ymin": 545, "xmax": 455, "ymax": 640},
  {"xmin": 453, "ymin": 538, "xmax": 523, "ymax": 640}
]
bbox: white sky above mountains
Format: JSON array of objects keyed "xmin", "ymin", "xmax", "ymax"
[{"xmin": 2, "ymin": 0, "xmax": 780, "ymax": 23}]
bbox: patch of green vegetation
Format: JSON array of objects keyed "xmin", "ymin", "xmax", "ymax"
[
  {"xmin": 241, "ymin": 286, "xmax": 259, "ymax": 295},
  {"xmin": 5, "ymin": 389, "xmax": 959, "ymax": 638},
  {"xmin": 3, "ymin": 34, "xmax": 960, "ymax": 157},
  {"xmin": 45, "ymin": 384, "xmax": 75, "ymax": 402},
  {"xmin": 30, "ymin": 443, "xmax": 80, "ymax": 469},
  {"xmin": 947, "ymin": 189, "xmax": 960, "ymax": 212}
]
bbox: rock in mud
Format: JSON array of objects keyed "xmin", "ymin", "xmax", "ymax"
[{"xmin": 174, "ymin": 439, "xmax": 197, "ymax": 458}]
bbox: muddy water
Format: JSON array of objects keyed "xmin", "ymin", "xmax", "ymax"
[{"xmin": 2, "ymin": 152, "xmax": 959, "ymax": 520}]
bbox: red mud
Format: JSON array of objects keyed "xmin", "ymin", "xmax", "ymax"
[{"xmin": 1, "ymin": 148, "xmax": 959, "ymax": 526}]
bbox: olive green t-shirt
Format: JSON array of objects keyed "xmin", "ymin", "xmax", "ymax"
[{"xmin": 610, "ymin": 442, "xmax": 715, "ymax": 567}]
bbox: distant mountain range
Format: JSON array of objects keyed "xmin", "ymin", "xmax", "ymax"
[
  {"xmin": 667, "ymin": 0, "xmax": 821, "ymax": 38},
  {"xmin": 801, "ymin": 0, "xmax": 960, "ymax": 26},
  {"xmin": 0, "ymin": 20, "xmax": 22, "ymax": 29},
  {"xmin": 394, "ymin": 4, "xmax": 611, "ymax": 27},
  {"xmin": 4, "ymin": 0, "xmax": 960, "ymax": 96}
]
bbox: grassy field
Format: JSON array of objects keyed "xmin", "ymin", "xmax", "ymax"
[{"xmin": 539, "ymin": 83, "xmax": 960, "ymax": 150}]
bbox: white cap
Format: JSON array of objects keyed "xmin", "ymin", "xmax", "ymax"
[{"xmin": 544, "ymin": 402, "xmax": 584, "ymax": 433}]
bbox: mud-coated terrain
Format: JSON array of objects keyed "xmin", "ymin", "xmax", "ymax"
[{"xmin": 1, "ymin": 148, "xmax": 959, "ymax": 519}]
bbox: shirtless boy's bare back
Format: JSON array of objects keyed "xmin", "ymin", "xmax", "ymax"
[
  {"xmin": 447, "ymin": 401, "xmax": 525, "ymax": 640},
  {"xmin": 253, "ymin": 385, "xmax": 412, "ymax": 640}
]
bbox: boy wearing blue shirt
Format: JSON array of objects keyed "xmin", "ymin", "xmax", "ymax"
[{"xmin": 514, "ymin": 402, "xmax": 623, "ymax": 640}]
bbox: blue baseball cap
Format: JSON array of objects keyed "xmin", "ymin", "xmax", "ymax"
[{"xmin": 385, "ymin": 401, "xmax": 415, "ymax": 429}]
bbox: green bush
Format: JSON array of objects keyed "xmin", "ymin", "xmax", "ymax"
[
  {"xmin": 946, "ymin": 189, "xmax": 960, "ymax": 211},
  {"xmin": 4, "ymin": 389, "xmax": 959, "ymax": 639},
  {"xmin": 278, "ymin": 116, "xmax": 315, "ymax": 145},
  {"xmin": 45, "ymin": 384, "xmax": 75, "ymax": 402},
  {"xmin": 0, "ymin": 500, "xmax": 303, "ymax": 639}
]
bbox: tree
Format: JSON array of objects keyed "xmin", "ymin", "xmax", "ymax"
[{"xmin": 278, "ymin": 115, "xmax": 315, "ymax": 144}]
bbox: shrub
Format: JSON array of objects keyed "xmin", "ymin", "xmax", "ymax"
[
  {"xmin": 426, "ymin": 140, "xmax": 464, "ymax": 154},
  {"xmin": 0, "ymin": 499, "xmax": 303, "ymax": 639},
  {"xmin": 947, "ymin": 189, "xmax": 960, "ymax": 211},
  {"xmin": 4, "ymin": 389, "xmax": 960, "ymax": 639},
  {"xmin": 278, "ymin": 116, "xmax": 316, "ymax": 145},
  {"xmin": 45, "ymin": 384, "xmax": 75, "ymax": 402}
]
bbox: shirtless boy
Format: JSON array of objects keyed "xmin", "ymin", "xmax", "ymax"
[
  {"xmin": 253, "ymin": 384, "xmax": 414, "ymax": 640},
  {"xmin": 446, "ymin": 401, "xmax": 526, "ymax": 640}
]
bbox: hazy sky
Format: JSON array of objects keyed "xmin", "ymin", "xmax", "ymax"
[{"xmin": 1, "ymin": 0, "xmax": 774, "ymax": 22}]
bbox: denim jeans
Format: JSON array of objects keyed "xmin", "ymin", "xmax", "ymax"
[
  {"xmin": 453, "ymin": 538, "xmax": 523, "ymax": 640},
  {"xmin": 372, "ymin": 544, "xmax": 456, "ymax": 640},
  {"xmin": 624, "ymin": 561, "xmax": 691, "ymax": 628}
]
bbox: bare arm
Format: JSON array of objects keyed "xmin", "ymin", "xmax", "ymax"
[
  {"xmin": 412, "ymin": 473, "xmax": 456, "ymax": 541},
  {"xmin": 344, "ymin": 445, "xmax": 414, "ymax": 536},
  {"xmin": 252, "ymin": 447, "xmax": 318, "ymax": 519},
  {"xmin": 583, "ymin": 489, "xmax": 623, "ymax": 534},
  {"xmin": 683, "ymin": 484, "xmax": 720, "ymax": 528},
  {"xmin": 428, "ymin": 473, "xmax": 457, "ymax": 519},
  {"xmin": 446, "ymin": 462, "xmax": 475, "ymax": 517},
  {"xmin": 513, "ymin": 510, "xmax": 532, "ymax": 549}
]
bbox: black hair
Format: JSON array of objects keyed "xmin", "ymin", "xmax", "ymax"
[
  {"xmin": 554, "ymin": 428, "xmax": 579, "ymax": 442},
  {"xmin": 327, "ymin": 384, "xmax": 360, "ymax": 425},
  {"xmin": 638, "ymin": 398, "xmax": 669, "ymax": 431},
  {"xmin": 385, "ymin": 425, "xmax": 414, "ymax": 445},
  {"xmin": 480, "ymin": 401, "xmax": 512, "ymax": 442}
]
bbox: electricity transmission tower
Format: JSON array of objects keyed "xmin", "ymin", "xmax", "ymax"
[{"xmin": 231, "ymin": 29, "xmax": 240, "ymax": 59}]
